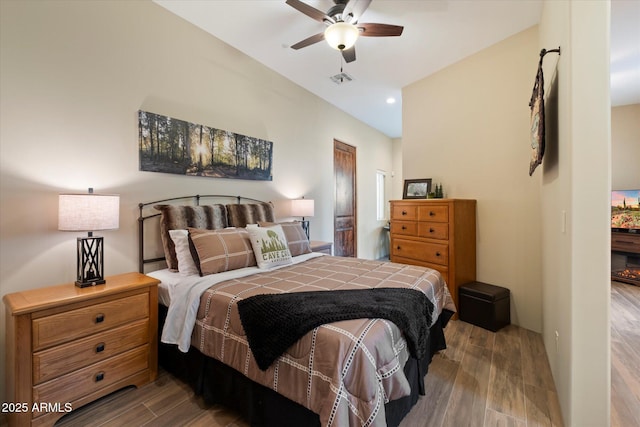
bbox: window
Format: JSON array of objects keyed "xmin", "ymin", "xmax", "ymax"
[{"xmin": 376, "ymin": 170, "xmax": 386, "ymax": 221}]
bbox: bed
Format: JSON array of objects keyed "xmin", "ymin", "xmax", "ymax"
[{"xmin": 138, "ymin": 195, "xmax": 455, "ymax": 427}]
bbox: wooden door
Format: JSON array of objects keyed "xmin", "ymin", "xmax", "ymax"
[{"xmin": 334, "ymin": 140, "xmax": 357, "ymax": 257}]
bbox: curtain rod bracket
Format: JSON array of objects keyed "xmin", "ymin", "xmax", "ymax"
[{"xmin": 540, "ymin": 47, "xmax": 561, "ymax": 58}]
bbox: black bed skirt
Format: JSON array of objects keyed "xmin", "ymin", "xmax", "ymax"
[{"xmin": 158, "ymin": 305, "xmax": 453, "ymax": 427}]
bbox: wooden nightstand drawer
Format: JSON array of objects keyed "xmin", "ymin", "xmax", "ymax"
[
  {"xmin": 33, "ymin": 345, "xmax": 149, "ymax": 406},
  {"xmin": 418, "ymin": 205, "xmax": 449, "ymax": 222},
  {"xmin": 33, "ymin": 319, "xmax": 149, "ymax": 384},
  {"xmin": 32, "ymin": 292, "xmax": 149, "ymax": 350},
  {"xmin": 392, "ymin": 238, "xmax": 449, "ymax": 266}
]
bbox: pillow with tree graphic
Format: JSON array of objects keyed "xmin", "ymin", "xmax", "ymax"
[{"xmin": 247, "ymin": 224, "xmax": 293, "ymax": 269}]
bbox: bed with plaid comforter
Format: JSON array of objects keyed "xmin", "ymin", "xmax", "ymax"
[{"xmin": 181, "ymin": 255, "xmax": 454, "ymax": 427}]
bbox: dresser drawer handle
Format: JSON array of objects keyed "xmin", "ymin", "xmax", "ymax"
[
  {"xmin": 429, "ymin": 211, "xmax": 436, "ymax": 216},
  {"xmin": 435, "ymin": 251, "xmax": 441, "ymax": 257},
  {"xmin": 396, "ymin": 245, "xmax": 401, "ymax": 250},
  {"xmin": 95, "ymin": 313, "xmax": 105, "ymax": 324},
  {"xmin": 401, "ymin": 210, "xmax": 407, "ymax": 216},
  {"xmin": 95, "ymin": 372, "xmax": 105, "ymax": 382},
  {"xmin": 95, "ymin": 343, "xmax": 105, "ymax": 353},
  {"xmin": 429, "ymin": 228, "xmax": 435, "ymax": 233},
  {"xmin": 401, "ymin": 225, "xmax": 407, "ymax": 230}
]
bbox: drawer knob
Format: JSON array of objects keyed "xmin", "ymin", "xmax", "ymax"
[
  {"xmin": 429, "ymin": 228, "xmax": 435, "ymax": 233},
  {"xmin": 396, "ymin": 245, "xmax": 401, "ymax": 250},
  {"xmin": 95, "ymin": 343, "xmax": 105, "ymax": 353},
  {"xmin": 401, "ymin": 210, "xmax": 407, "ymax": 215},
  {"xmin": 401, "ymin": 226, "xmax": 407, "ymax": 230},
  {"xmin": 95, "ymin": 372, "xmax": 105, "ymax": 382},
  {"xmin": 429, "ymin": 211, "xmax": 435, "ymax": 216},
  {"xmin": 435, "ymin": 251, "xmax": 441, "ymax": 257},
  {"xmin": 95, "ymin": 313, "xmax": 105, "ymax": 323}
]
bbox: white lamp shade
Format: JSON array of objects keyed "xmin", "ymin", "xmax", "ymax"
[
  {"xmin": 291, "ymin": 198, "xmax": 315, "ymax": 218},
  {"xmin": 58, "ymin": 193, "xmax": 120, "ymax": 231},
  {"xmin": 324, "ymin": 22, "xmax": 359, "ymax": 51}
]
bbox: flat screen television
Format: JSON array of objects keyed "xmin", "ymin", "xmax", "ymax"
[{"xmin": 611, "ymin": 190, "xmax": 640, "ymax": 233}]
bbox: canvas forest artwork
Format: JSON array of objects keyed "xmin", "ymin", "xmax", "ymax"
[{"xmin": 138, "ymin": 110, "xmax": 273, "ymax": 181}]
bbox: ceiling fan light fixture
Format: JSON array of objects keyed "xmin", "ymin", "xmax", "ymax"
[{"xmin": 324, "ymin": 22, "xmax": 359, "ymax": 51}]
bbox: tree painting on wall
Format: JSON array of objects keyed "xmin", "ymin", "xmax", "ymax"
[{"xmin": 138, "ymin": 110, "xmax": 273, "ymax": 181}]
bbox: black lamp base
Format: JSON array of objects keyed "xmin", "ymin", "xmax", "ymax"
[
  {"xmin": 76, "ymin": 278, "xmax": 106, "ymax": 288},
  {"xmin": 76, "ymin": 235, "xmax": 106, "ymax": 288},
  {"xmin": 300, "ymin": 219, "xmax": 310, "ymax": 240}
]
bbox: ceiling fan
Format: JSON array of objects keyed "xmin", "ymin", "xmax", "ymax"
[{"xmin": 286, "ymin": 0, "xmax": 404, "ymax": 63}]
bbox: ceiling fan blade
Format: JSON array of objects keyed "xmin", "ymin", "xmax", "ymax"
[
  {"xmin": 342, "ymin": 46, "xmax": 356, "ymax": 63},
  {"xmin": 290, "ymin": 32, "xmax": 325, "ymax": 50},
  {"xmin": 358, "ymin": 23, "xmax": 404, "ymax": 37},
  {"xmin": 344, "ymin": 0, "xmax": 372, "ymax": 23},
  {"xmin": 285, "ymin": 0, "xmax": 328, "ymax": 23}
]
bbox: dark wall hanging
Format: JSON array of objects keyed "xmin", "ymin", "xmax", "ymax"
[
  {"xmin": 529, "ymin": 47, "xmax": 560, "ymax": 176},
  {"xmin": 138, "ymin": 110, "xmax": 273, "ymax": 181}
]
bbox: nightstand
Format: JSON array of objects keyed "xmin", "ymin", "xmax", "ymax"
[
  {"xmin": 310, "ymin": 240, "xmax": 333, "ymax": 254},
  {"xmin": 3, "ymin": 272, "xmax": 159, "ymax": 427}
]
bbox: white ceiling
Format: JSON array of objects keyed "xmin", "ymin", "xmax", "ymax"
[{"xmin": 154, "ymin": 0, "xmax": 640, "ymax": 138}]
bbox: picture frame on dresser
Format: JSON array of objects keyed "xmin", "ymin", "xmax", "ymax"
[{"xmin": 403, "ymin": 179, "xmax": 432, "ymax": 199}]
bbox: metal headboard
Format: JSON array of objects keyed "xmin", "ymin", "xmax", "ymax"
[{"xmin": 138, "ymin": 194, "xmax": 266, "ymax": 273}]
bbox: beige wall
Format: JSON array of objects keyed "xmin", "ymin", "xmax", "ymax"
[
  {"xmin": 402, "ymin": 26, "xmax": 543, "ymax": 332},
  {"xmin": 539, "ymin": 1, "xmax": 611, "ymax": 426},
  {"xmin": 611, "ymin": 104, "xmax": 640, "ymax": 189},
  {"xmin": 0, "ymin": 0, "xmax": 393, "ymax": 405},
  {"xmin": 391, "ymin": 138, "xmax": 404, "ymax": 200}
]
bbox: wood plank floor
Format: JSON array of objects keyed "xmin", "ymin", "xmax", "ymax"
[
  {"xmin": 48, "ymin": 282, "xmax": 638, "ymax": 427},
  {"xmin": 610, "ymin": 280, "xmax": 640, "ymax": 427}
]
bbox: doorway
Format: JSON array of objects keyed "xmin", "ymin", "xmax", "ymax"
[{"xmin": 333, "ymin": 140, "xmax": 356, "ymax": 257}]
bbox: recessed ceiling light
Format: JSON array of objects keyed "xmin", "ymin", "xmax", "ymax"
[{"xmin": 386, "ymin": 97, "xmax": 396, "ymax": 104}]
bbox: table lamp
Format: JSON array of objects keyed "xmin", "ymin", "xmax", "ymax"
[
  {"xmin": 291, "ymin": 197, "xmax": 314, "ymax": 239},
  {"xmin": 58, "ymin": 188, "xmax": 120, "ymax": 287}
]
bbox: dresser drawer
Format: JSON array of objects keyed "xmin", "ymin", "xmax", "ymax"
[
  {"xmin": 32, "ymin": 292, "xmax": 149, "ymax": 350},
  {"xmin": 391, "ymin": 204, "xmax": 418, "ymax": 220},
  {"xmin": 391, "ymin": 221, "xmax": 418, "ymax": 236},
  {"xmin": 418, "ymin": 205, "xmax": 448, "ymax": 222},
  {"xmin": 33, "ymin": 345, "xmax": 149, "ymax": 405},
  {"xmin": 392, "ymin": 238, "xmax": 449, "ymax": 266},
  {"xmin": 33, "ymin": 319, "xmax": 149, "ymax": 384},
  {"xmin": 418, "ymin": 222, "xmax": 448, "ymax": 240}
]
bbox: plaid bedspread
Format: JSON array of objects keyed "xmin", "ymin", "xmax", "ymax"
[{"xmin": 190, "ymin": 255, "xmax": 455, "ymax": 427}]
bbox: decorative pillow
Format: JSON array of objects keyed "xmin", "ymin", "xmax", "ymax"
[
  {"xmin": 154, "ymin": 204, "xmax": 228, "ymax": 271},
  {"xmin": 246, "ymin": 224, "xmax": 293, "ymax": 269},
  {"xmin": 188, "ymin": 228, "xmax": 256, "ymax": 276},
  {"xmin": 258, "ymin": 221, "xmax": 311, "ymax": 257},
  {"xmin": 226, "ymin": 203, "xmax": 275, "ymax": 228},
  {"xmin": 168, "ymin": 229, "xmax": 199, "ymax": 276}
]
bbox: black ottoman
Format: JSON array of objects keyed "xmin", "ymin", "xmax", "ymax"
[{"xmin": 459, "ymin": 282, "xmax": 510, "ymax": 332}]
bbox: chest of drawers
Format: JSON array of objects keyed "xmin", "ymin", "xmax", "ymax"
[
  {"xmin": 3, "ymin": 272, "xmax": 159, "ymax": 427},
  {"xmin": 389, "ymin": 199, "xmax": 476, "ymax": 309}
]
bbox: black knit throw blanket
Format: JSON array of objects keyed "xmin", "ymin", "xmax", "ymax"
[{"xmin": 237, "ymin": 288, "xmax": 434, "ymax": 370}]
